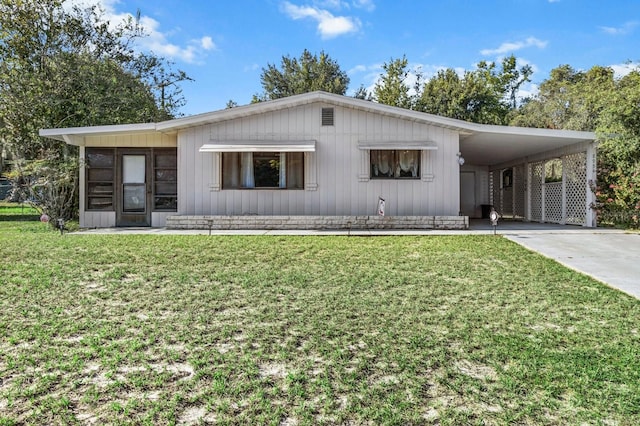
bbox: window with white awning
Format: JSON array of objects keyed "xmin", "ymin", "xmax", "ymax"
[{"xmin": 199, "ymin": 140, "xmax": 316, "ymax": 153}]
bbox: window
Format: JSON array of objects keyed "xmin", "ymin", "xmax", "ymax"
[
  {"xmin": 86, "ymin": 148, "xmax": 115, "ymax": 210},
  {"xmin": 154, "ymin": 149, "xmax": 177, "ymax": 210},
  {"xmin": 222, "ymin": 152, "xmax": 304, "ymax": 189},
  {"xmin": 370, "ymin": 150, "xmax": 420, "ymax": 179}
]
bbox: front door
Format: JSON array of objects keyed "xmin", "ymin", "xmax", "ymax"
[
  {"xmin": 460, "ymin": 171, "xmax": 476, "ymax": 217},
  {"xmin": 117, "ymin": 150, "xmax": 151, "ymax": 226}
]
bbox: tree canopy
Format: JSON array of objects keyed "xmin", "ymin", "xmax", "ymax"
[
  {"xmin": 254, "ymin": 49, "xmax": 349, "ymax": 101},
  {"xmin": 0, "ymin": 0, "xmax": 191, "ymax": 160}
]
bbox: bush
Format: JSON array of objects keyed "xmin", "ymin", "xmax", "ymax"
[{"xmin": 7, "ymin": 156, "xmax": 79, "ymax": 228}]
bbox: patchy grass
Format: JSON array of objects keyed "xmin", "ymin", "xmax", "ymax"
[{"xmin": 1, "ymin": 208, "xmax": 639, "ymax": 424}]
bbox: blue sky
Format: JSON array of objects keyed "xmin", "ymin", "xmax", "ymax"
[{"xmin": 94, "ymin": 0, "xmax": 640, "ymax": 116}]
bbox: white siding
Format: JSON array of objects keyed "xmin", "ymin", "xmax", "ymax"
[
  {"xmin": 84, "ymin": 133, "xmax": 176, "ymax": 148},
  {"xmin": 177, "ymin": 103, "xmax": 461, "ymax": 217}
]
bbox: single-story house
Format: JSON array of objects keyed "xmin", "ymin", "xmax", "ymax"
[{"xmin": 40, "ymin": 91, "xmax": 597, "ymax": 230}]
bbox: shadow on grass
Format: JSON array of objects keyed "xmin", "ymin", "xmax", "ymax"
[{"xmin": 0, "ymin": 215, "xmax": 40, "ymax": 221}]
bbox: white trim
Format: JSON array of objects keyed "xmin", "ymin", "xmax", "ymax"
[
  {"xmin": 358, "ymin": 141, "xmax": 438, "ymax": 150},
  {"xmin": 199, "ymin": 141, "xmax": 316, "ymax": 153},
  {"xmin": 39, "ymin": 123, "xmax": 157, "ymax": 142}
]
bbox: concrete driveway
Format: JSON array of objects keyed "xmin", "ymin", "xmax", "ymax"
[{"xmin": 503, "ymin": 231, "xmax": 640, "ymax": 299}]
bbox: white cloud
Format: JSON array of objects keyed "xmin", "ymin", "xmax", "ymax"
[
  {"xmin": 610, "ymin": 62, "xmax": 640, "ymax": 78},
  {"xmin": 200, "ymin": 36, "xmax": 215, "ymax": 50},
  {"xmin": 243, "ymin": 63, "xmax": 260, "ymax": 72},
  {"xmin": 599, "ymin": 21, "xmax": 638, "ymax": 35},
  {"xmin": 352, "ymin": 0, "xmax": 375, "ymax": 11},
  {"xmin": 480, "ymin": 37, "xmax": 548, "ymax": 56},
  {"xmin": 69, "ymin": 0, "xmax": 216, "ymax": 64},
  {"xmin": 282, "ymin": 1, "xmax": 361, "ymax": 39},
  {"xmin": 314, "ymin": 0, "xmax": 375, "ymax": 11}
]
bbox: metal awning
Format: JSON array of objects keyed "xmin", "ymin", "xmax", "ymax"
[
  {"xmin": 358, "ymin": 140, "xmax": 438, "ymax": 150},
  {"xmin": 200, "ymin": 140, "xmax": 316, "ymax": 153}
]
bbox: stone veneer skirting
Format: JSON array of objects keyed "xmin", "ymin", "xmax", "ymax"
[{"xmin": 166, "ymin": 215, "xmax": 469, "ymax": 230}]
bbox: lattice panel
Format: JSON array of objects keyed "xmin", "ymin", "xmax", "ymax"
[
  {"xmin": 514, "ymin": 164, "xmax": 526, "ymax": 219},
  {"xmin": 564, "ymin": 152, "xmax": 587, "ymax": 225},
  {"xmin": 530, "ymin": 162, "xmax": 543, "ymax": 221},
  {"xmin": 545, "ymin": 182, "xmax": 563, "ymax": 223}
]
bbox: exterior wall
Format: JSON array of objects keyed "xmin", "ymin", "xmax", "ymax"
[
  {"xmin": 152, "ymin": 212, "xmax": 173, "ymax": 227},
  {"xmin": 459, "ymin": 164, "xmax": 490, "ymax": 218},
  {"xmin": 166, "ymin": 215, "xmax": 469, "ymax": 230},
  {"xmin": 177, "ymin": 103, "xmax": 461, "ymax": 217},
  {"xmin": 79, "ymin": 133, "xmax": 177, "ymax": 228}
]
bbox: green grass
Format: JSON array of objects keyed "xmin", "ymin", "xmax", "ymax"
[{"xmin": 1, "ymin": 203, "xmax": 639, "ymax": 425}]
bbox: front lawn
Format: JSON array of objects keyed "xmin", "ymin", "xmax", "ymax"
[{"xmin": 1, "ymin": 205, "xmax": 639, "ymax": 425}]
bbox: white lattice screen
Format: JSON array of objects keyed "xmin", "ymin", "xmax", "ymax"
[
  {"xmin": 564, "ymin": 152, "xmax": 587, "ymax": 225},
  {"xmin": 545, "ymin": 182, "xmax": 563, "ymax": 223},
  {"xmin": 514, "ymin": 164, "xmax": 525, "ymax": 218},
  {"xmin": 530, "ymin": 162, "xmax": 543, "ymax": 221}
]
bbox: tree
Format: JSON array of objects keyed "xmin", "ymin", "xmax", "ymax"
[
  {"xmin": 0, "ymin": 0, "xmax": 191, "ymax": 225},
  {"xmin": 373, "ymin": 56, "xmax": 412, "ymax": 109},
  {"xmin": 256, "ymin": 49, "xmax": 349, "ymax": 101},
  {"xmin": 593, "ymin": 70, "xmax": 640, "ymax": 227},
  {"xmin": 353, "ymin": 84, "xmax": 372, "ymax": 101},
  {"xmin": 498, "ymin": 55, "xmax": 533, "ymax": 110},
  {"xmin": 418, "ymin": 68, "xmax": 464, "ymax": 118},
  {"xmin": 418, "ymin": 55, "xmax": 530, "ymax": 125},
  {"xmin": 509, "ymin": 65, "xmax": 612, "ymax": 131}
]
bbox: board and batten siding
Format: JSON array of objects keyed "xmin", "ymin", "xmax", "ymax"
[
  {"xmin": 79, "ymin": 132, "xmax": 177, "ymax": 228},
  {"xmin": 177, "ymin": 103, "xmax": 460, "ymax": 217}
]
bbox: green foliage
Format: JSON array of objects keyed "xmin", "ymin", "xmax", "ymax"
[
  {"xmin": 510, "ymin": 65, "xmax": 614, "ymax": 131},
  {"xmin": 0, "ymin": 0, "xmax": 191, "ymax": 160},
  {"xmin": 6, "ymin": 155, "xmax": 79, "ymax": 226},
  {"xmin": 373, "ymin": 56, "xmax": 412, "ymax": 108},
  {"xmin": 593, "ymin": 70, "xmax": 640, "ymax": 228},
  {"xmin": 418, "ymin": 55, "xmax": 531, "ymax": 125},
  {"xmin": 256, "ymin": 49, "xmax": 349, "ymax": 101}
]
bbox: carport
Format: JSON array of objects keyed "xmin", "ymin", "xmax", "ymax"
[{"xmin": 458, "ymin": 125, "xmax": 597, "ymax": 227}]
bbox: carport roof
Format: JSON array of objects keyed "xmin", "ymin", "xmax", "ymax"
[{"xmin": 459, "ymin": 125, "xmax": 594, "ymax": 166}]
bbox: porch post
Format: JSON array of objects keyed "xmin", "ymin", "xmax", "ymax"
[
  {"xmin": 585, "ymin": 142, "xmax": 597, "ymax": 227},
  {"xmin": 524, "ymin": 161, "xmax": 530, "ymax": 222}
]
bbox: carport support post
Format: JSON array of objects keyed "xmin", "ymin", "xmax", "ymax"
[{"xmin": 585, "ymin": 143, "xmax": 597, "ymax": 227}]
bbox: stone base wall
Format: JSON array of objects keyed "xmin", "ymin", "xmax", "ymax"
[{"xmin": 166, "ymin": 215, "xmax": 469, "ymax": 230}]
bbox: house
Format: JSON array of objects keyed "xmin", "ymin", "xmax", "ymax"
[{"xmin": 39, "ymin": 91, "xmax": 597, "ymax": 229}]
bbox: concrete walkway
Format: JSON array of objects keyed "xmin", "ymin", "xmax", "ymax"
[{"xmin": 74, "ymin": 221, "xmax": 640, "ymax": 299}]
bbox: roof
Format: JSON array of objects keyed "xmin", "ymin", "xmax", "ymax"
[{"xmin": 39, "ymin": 91, "xmax": 595, "ymax": 166}]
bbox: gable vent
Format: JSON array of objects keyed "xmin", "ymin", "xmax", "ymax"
[{"xmin": 321, "ymin": 108, "xmax": 334, "ymax": 126}]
